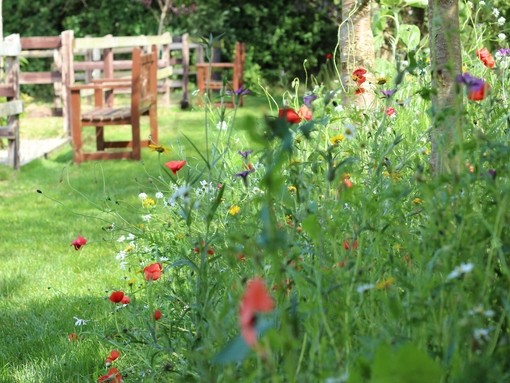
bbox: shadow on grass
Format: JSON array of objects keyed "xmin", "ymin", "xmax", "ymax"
[{"xmin": 0, "ymin": 294, "xmax": 117, "ymax": 383}]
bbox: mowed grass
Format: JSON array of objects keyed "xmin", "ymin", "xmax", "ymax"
[{"xmin": 0, "ymin": 93, "xmax": 267, "ymax": 382}]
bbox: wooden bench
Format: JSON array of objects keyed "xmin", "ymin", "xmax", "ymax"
[
  {"xmin": 0, "ymin": 34, "xmax": 23, "ymax": 169},
  {"xmin": 196, "ymin": 42, "xmax": 246, "ymax": 107},
  {"xmin": 70, "ymin": 46, "xmax": 158, "ymax": 164}
]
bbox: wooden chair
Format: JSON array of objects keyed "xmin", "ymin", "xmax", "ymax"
[
  {"xmin": 196, "ymin": 42, "xmax": 246, "ymax": 107},
  {"xmin": 70, "ymin": 46, "xmax": 158, "ymax": 163}
]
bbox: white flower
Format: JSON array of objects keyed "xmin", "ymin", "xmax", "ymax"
[
  {"xmin": 169, "ymin": 185, "xmax": 191, "ymax": 205},
  {"xmin": 115, "ymin": 251, "xmax": 127, "ymax": 261},
  {"xmin": 498, "ymin": 16, "xmax": 506, "ymax": 26},
  {"xmin": 344, "ymin": 123, "xmax": 357, "ymax": 140},
  {"xmin": 498, "ymin": 33, "xmax": 506, "ymax": 41},
  {"xmin": 155, "ymin": 192, "xmax": 164, "ymax": 199},
  {"xmin": 466, "ymin": 1, "xmax": 473, "ymax": 8},
  {"xmin": 468, "ymin": 305, "xmax": 495, "ymax": 318},
  {"xmin": 141, "ymin": 214, "xmax": 152, "ymax": 222},
  {"xmin": 447, "ymin": 262, "xmax": 474, "ymax": 280},
  {"xmin": 334, "ymin": 104, "xmax": 344, "ymax": 113},
  {"xmin": 492, "ymin": 8, "xmax": 500, "ymax": 18},
  {"xmin": 473, "ymin": 328, "xmax": 490, "ymax": 342},
  {"xmin": 216, "ymin": 120, "xmax": 228, "ymax": 131},
  {"xmin": 479, "ymin": 0, "xmax": 485, "ymax": 5},
  {"xmin": 356, "ymin": 283, "xmax": 375, "ymax": 293},
  {"xmin": 73, "ymin": 316, "xmax": 90, "ymax": 326},
  {"xmin": 138, "ymin": 192, "xmax": 148, "ymax": 200},
  {"xmin": 117, "ymin": 235, "xmax": 126, "ymax": 243}
]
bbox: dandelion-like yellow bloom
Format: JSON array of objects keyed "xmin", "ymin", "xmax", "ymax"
[
  {"xmin": 127, "ymin": 277, "xmax": 136, "ymax": 286},
  {"xmin": 228, "ymin": 205, "xmax": 241, "ymax": 216},
  {"xmin": 382, "ymin": 170, "xmax": 401, "ymax": 181},
  {"xmin": 376, "ymin": 77, "xmax": 387, "ymax": 85},
  {"xmin": 288, "ymin": 185, "xmax": 297, "ymax": 193},
  {"xmin": 376, "ymin": 276, "xmax": 396, "ymax": 290},
  {"xmin": 142, "ymin": 198, "xmax": 155, "ymax": 208},
  {"xmin": 124, "ymin": 244, "xmax": 134, "ymax": 252},
  {"xmin": 412, "ymin": 197, "xmax": 423, "ymax": 205},
  {"xmin": 148, "ymin": 144, "xmax": 170, "ymax": 154},
  {"xmin": 330, "ymin": 134, "xmax": 345, "ymax": 145}
]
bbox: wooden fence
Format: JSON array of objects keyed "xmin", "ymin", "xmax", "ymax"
[
  {"xmin": 0, "ymin": 34, "xmax": 23, "ymax": 169},
  {"xmin": 19, "ymin": 31, "xmax": 203, "ymax": 136}
]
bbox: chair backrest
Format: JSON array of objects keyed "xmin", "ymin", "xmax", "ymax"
[
  {"xmin": 232, "ymin": 42, "xmax": 245, "ymax": 91},
  {"xmin": 131, "ymin": 46, "xmax": 157, "ymax": 115}
]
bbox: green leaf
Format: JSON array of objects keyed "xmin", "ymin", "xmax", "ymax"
[
  {"xmin": 302, "ymin": 214, "xmax": 320, "ymax": 241},
  {"xmin": 399, "ymin": 24, "xmax": 421, "ymax": 50},
  {"xmin": 212, "ymin": 316, "xmax": 276, "ymax": 364},
  {"xmin": 371, "ymin": 343, "xmax": 442, "ymax": 383},
  {"xmin": 206, "ymin": 183, "xmax": 225, "ymax": 224}
]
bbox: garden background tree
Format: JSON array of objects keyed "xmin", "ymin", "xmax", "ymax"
[
  {"xmin": 428, "ymin": 0, "xmax": 463, "ymax": 174},
  {"xmin": 340, "ymin": 0, "xmax": 376, "ymax": 107}
]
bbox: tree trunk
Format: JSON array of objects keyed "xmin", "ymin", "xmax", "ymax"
[
  {"xmin": 340, "ymin": 0, "xmax": 376, "ymax": 108},
  {"xmin": 428, "ymin": 0, "xmax": 463, "ymax": 174}
]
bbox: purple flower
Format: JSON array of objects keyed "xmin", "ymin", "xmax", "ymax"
[
  {"xmin": 381, "ymin": 89, "xmax": 397, "ymax": 98},
  {"xmin": 497, "ymin": 48, "xmax": 510, "ymax": 57},
  {"xmin": 230, "ymin": 86, "xmax": 251, "ymax": 96},
  {"xmin": 238, "ymin": 150, "xmax": 253, "ymax": 159},
  {"xmin": 303, "ymin": 94, "xmax": 317, "ymax": 107},
  {"xmin": 456, "ymin": 73, "xmax": 485, "ymax": 93},
  {"xmin": 235, "ymin": 170, "xmax": 253, "ymax": 179}
]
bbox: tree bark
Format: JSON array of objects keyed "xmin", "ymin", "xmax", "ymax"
[
  {"xmin": 340, "ymin": 0, "xmax": 376, "ymax": 108},
  {"xmin": 428, "ymin": 0, "xmax": 463, "ymax": 175}
]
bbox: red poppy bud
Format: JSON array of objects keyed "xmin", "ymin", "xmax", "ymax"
[{"xmin": 154, "ymin": 309, "xmax": 162, "ymax": 320}]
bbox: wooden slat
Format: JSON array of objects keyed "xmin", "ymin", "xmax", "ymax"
[
  {"xmin": 75, "ymin": 33, "xmax": 172, "ymax": 51},
  {"xmin": 0, "ymin": 35, "xmax": 22, "ymax": 56},
  {"xmin": 20, "ymin": 36, "xmax": 62, "ymax": 49},
  {"xmin": 0, "ymin": 100, "xmax": 23, "ymax": 118},
  {"xmin": 20, "ymin": 71, "xmax": 62, "ymax": 84},
  {"xmin": 0, "ymin": 85, "xmax": 15, "ymax": 98},
  {"xmin": 157, "ymin": 66, "xmax": 173, "ymax": 79},
  {"xmin": 0, "ymin": 127, "xmax": 15, "ymax": 139}
]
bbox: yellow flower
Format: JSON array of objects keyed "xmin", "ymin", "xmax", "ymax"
[
  {"xmin": 148, "ymin": 144, "xmax": 170, "ymax": 154},
  {"xmin": 127, "ymin": 277, "xmax": 136, "ymax": 286},
  {"xmin": 142, "ymin": 198, "xmax": 155, "ymax": 208},
  {"xmin": 382, "ymin": 170, "xmax": 401, "ymax": 181},
  {"xmin": 228, "ymin": 205, "xmax": 241, "ymax": 216},
  {"xmin": 376, "ymin": 277, "xmax": 395, "ymax": 290},
  {"xmin": 288, "ymin": 185, "xmax": 297, "ymax": 193},
  {"xmin": 124, "ymin": 244, "xmax": 134, "ymax": 252},
  {"xmin": 412, "ymin": 197, "xmax": 423, "ymax": 205},
  {"xmin": 376, "ymin": 77, "xmax": 387, "ymax": 85},
  {"xmin": 330, "ymin": 134, "xmax": 345, "ymax": 145}
]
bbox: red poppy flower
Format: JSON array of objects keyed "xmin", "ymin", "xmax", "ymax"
[
  {"xmin": 298, "ymin": 105, "xmax": 312, "ymax": 121},
  {"xmin": 352, "ymin": 68, "xmax": 367, "ymax": 85},
  {"xmin": 68, "ymin": 333, "xmax": 78, "ymax": 342},
  {"xmin": 165, "ymin": 160, "xmax": 186, "ymax": 175},
  {"xmin": 468, "ymin": 82, "xmax": 490, "ymax": 101},
  {"xmin": 476, "ymin": 48, "xmax": 495, "ymax": 69},
  {"xmin": 278, "ymin": 108, "xmax": 302, "ymax": 124},
  {"xmin": 106, "ymin": 350, "xmax": 120, "ymax": 366},
  {"xmin": 98, "ymin": 367, "xmax": 122, "ymax": 383},
  {"xmin": 239, "ymin": 277, "xmax": 274, "ymax": 346},
  {"xmin": 154, "ymin": 309, "xmax": 162, "ymax": 320},
  {"xmin": 385, "ymin": 107, "xmax": 396, "ymax": 117},
  {"xmin": 143, "ymin": 262, "xmax": 163, "ymax": 281},
  {"xmin": 109, "ymin": 291, "xmax": 125, "ymax": 303},
  {"xmin": 71, "ymin": 235, "xmax": 87, "ymax": 250},
  {"xmin": 326, "ymin": 52, "xmax": 333, "ymax": 60},
  {"xmin": 120, "ymin": 295, "xmax": 130, "ymax": 305}
]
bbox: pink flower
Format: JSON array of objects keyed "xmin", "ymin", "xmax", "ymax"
[
  {"xmin": 120, "ymin": 295, "xmax": 130, "ymax": 305},
  {"xmin": 298, "ymin": 105, "xmax": 312, "ymax": 121},
  {"xmin": 71, "ymin": 235, "xmax": 87, "ymax": 250},
  {"xmin": 476, "ymin": 48, "xmax": 495, "ymax": 69},
  {"xmin": 385, "ymin": 107, "xmax": 396, "ymax": 117}
]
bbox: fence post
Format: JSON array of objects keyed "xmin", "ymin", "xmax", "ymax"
[
  {"xmin": 61, "ymin": 30, "xmax": 74, "ymax": 137},
  {"xmin": 181, "ymin": 33, "xmax": 190, "ymax": 109},
  {"xmin": 160, "ymin": 32, "xmax": 171, "ymax": 106}
]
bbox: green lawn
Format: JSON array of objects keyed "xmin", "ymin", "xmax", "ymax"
[{"xmin": 0, "ymin": 94, "xmax": 267, "ymax": 382}]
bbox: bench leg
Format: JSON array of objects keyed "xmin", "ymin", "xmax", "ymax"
[{"xmin": 96, "ymin": 126, "xmax": 105, "ymax": 151}]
